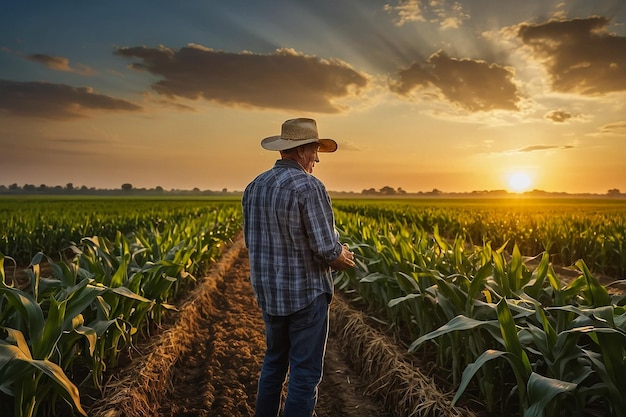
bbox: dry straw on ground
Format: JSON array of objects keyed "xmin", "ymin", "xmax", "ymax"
[
  {"xmin": 330, "ymin": 297, "xmax": 476, "ymax": 417},
  {"xmin": 90, "ymin": 234, "xmax": 476, "ymax": 417},
  {"xmin": 89, "ymin": 236, "xmax": 245, "ymax": 417}
]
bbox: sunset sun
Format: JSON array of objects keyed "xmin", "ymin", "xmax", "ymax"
[{"xmin": 507, "ymin": 172, "xmax": 533, "ymax": 193}]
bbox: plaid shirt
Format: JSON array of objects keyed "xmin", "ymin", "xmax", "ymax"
[{"xmin": 242, "ymin": 159, "xmax": 342, "ymax": 316}]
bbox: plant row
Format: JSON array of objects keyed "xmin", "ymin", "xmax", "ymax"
[
  {"xmin": 0, "ymin": 203, "xmax": 242, "ymax": 417},
  {"xmin": 0, "ymin": 197, "xmax": 240, "ymax": 265},
  {"xmin": 333, "ymin": 205, "xmax": 626, "ymax": 417},
  {"xmin": 334, "ymin": 198, "xmax": 626, "ymax": 277}
]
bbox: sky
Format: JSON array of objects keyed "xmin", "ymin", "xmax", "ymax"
[{"xmin": 1, "ymin": 0, "xmax": 625, "ymax": 194}]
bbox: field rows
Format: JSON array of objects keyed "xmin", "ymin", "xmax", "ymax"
[
  {"xmin": 1, "ymin": 198, "xmax": 242, "ymax": 417},
  {"xmin": 1, "ymin": 196, "xmax": 625, "ymax": 416},
  {"xmin": 333, "ymin": 199, "xmax": 626, "ymax": 416}
]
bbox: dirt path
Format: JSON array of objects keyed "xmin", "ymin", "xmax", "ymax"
[{"xmin": 156, "ymin": 248, "xmax": 392, "ymax": 417}]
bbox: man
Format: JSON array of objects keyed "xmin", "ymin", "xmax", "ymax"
[{"xmin": 242, "ymin": 118, "xmax": 355, "ymax": 417}]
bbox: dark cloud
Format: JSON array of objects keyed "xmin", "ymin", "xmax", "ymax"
[
  {"xmin": 517, "ymin": 17, "xmax": 626, "ymax": 95},
  {"xmin": 518, "ymin": 145, "xmax": 574, "ymax": 152},
  {"xmin": 27, "ymin": 54, "xmax": 70, "ymax": 70},
  {"xmin": 390, "ymin": 50, "xmax": 521, "ymax": 112},
  {"xmin": 0, "ymin": 80, "xmax": 142, "ymax": 119},
  {"xmin": 114, "ymin": 45, "xmax": 369, "ymax": 113},
  {"xmin": 545, "ymin": 109, "xmax": 573, "ymax": 123},
  {"xmin": 26, "ymin": 54, "xmax": 95, "ymax": 75}
]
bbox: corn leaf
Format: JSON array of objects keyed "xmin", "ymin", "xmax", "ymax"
[
  {"xmin": 524, "ymin": 372, "xmax": 577, "ymax": 417},
  {"xmin": 409, "ymin": 315, "xmax": 499, "ymax": 352}
]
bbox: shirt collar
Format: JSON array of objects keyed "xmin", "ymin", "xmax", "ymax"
[{"xmin": 274, "ymin": 158, "xmax": 306, "ymax": 172}]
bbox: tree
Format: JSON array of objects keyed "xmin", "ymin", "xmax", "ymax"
[
  {"xmin": 121, "ymin": 183, "xmax": 133, "ymax": 192},
  {"xmin": 379, "ymin": 186, "xmax": 396, "ymax": 195}
]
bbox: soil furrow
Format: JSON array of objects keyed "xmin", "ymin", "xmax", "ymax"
[{"xmin": 157, "ymin": 248, "xmax": 392, "ymax": 417}]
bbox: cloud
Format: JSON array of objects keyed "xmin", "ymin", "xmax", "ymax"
[
  {"xmin": 517, "ymin": 145, "xmax": 574, "ymax": 152},
  {"xmin": 25, "ymin": 54, "xmax": 96, "ymax": 76},
  {"xmin": 114, "ymin": 44, "xmax": 369, "ymax": 114},
  {"xmin": 390, "ymin": 50, "xmax": 521, "ymax": 112},
  {"xmin": 384, "ymin": 0, "xmax": 469, "ymax": 29},
  {"xmin": 430, "ymin": 0, "xmax": 469, "ymax": 29},
  {"xmin": 544, "ymin": 109, "xmax": 573, "ymax": 123},
  {"xmin": 384, "ymin": 0, "xmax": 425, "ymax": 26},
  {"xmin": 517, "ymin": 17, "xmax": 626, "ymax": 95},
  {"xmin": 599, "ymin": 121, "xmax": 626, "ymax": 135},
  {"xmin": 0, "ymin": 79, "xmax": 142, "ymax": 119}
]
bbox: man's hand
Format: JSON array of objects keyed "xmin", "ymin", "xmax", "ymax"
[{"xmin": 329, "ymin": 244, "xmax": 356, "ymax": 271}]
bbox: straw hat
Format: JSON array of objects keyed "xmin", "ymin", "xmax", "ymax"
[{"xmin": 261, "ymin": 118, "xmax": 338, "ymax": 152}]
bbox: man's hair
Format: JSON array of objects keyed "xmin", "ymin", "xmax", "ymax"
[
  {"xmin": 279, "ymin": 147, "xmax": 298, "ymax": 156},
  {"xmin": 280, "ymin": 143, "xmax": 318, "ymax": 156}
]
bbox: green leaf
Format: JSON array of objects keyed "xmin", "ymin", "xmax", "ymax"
[
  {"xmin": 0, "ymin": 287, "xmax": 45, "ymax": 342},
  {"xmin": 29, "ymin": 358, "xmax": 87, "ymax": 415},
  {"xmin": 575, "ymin": 259, "xmax": 611, "ymax": 307},
  {"xmin": 110, "ymin": 286, "xmax": 153, "ymax": 304},
  {"xmin": 524, "ymin": 372, "xmax": 577, "ymax": 417},
  {"xmin": 388, "ymin": 293, "xmax": 421, "ymax": 309},
  {"xmin": 359, "ymin": 272, "xmax": 390, "ymax": 283},
  {"xmin": 451, "ymin": 349, "xmax": 502, "ymax": 405},
  {"xmin": 525, "ymin": 252, "xmax": 550, "ymax": 298},
  {"xmin": 468, "ymin": 262, "xmax": 492, "ymax": 302},
  {"xmin": 409, "ymin": 315, "xmax": 499, "ymax": 352},
  {"xmin": 73, "ymin": 324, "xmax": 98, "ymax": 357},
  {"xmin": 1, "ymin": 327, "xmax": 87, "ymax": 415},
  {"xmin": 2, "ymin": 327, "xmax": 33, "ymax": 360},
  {"xmin": 35, "ymin": 297, "xmax": 67, "ymax": 359},
  {"xmin": 497, "ymin": 298, "xmax": 532, "ymax": 374}
]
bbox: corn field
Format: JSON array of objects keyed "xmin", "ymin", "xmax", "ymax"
[
  {"xmin": 333, "ymin": 197, "xmax": 626, "ymax": 417},
  {"xmin": 1, "ymin": 196, "xmax": 625, "ymax": 416},
  {"xmin": 0, "ymin": 197, "xmax": 242, "ymax": 417}
]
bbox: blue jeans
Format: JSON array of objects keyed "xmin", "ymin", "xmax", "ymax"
[{"xmin": 255, "ymin": 294, "xmax": 330, "ymax": 417}]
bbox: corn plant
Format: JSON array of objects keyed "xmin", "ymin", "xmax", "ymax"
[
  {"xmin": 0, "ymin": 200, "xmax": 242, "ymax": 416},
  {"xmin": 333, "ymin": 198, "xmax": 626, "ymax": 277},
  {"xmin": 333, "ymin": 201, "xmax": 626, "ymax": 416},
  {"xmin": 1, "ymin": 254, "xmax": 88, "ymax": 417},
  {"xmin": 0, "ymin": 197, "xmax": 242, "ymax": 265}
]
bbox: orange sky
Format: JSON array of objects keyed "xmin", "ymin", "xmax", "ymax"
[{"xmin": 1, "ymin": 1, "xmax": 625, "ymax": 194}]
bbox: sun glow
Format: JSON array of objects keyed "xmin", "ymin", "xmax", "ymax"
[{"xmin": 507, "ymin": 172, "xmax": 532, "ymax": 193}]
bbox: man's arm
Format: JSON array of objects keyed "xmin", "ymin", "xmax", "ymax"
[
  {"xmin": 302, "ymin": 186, "xmax": 354, "ymax": 270},
  {"xmin": 328, "ymin": 243, "xmax": 355, "ymax": 270}
]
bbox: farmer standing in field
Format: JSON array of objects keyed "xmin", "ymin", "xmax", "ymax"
[{"xmin": 242, "ymin": 117, "xmax": 355, "ymax": 417}]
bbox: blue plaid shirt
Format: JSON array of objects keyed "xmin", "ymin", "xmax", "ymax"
[{"xmin": 242, "ymin": 159, "xmax": 342, "ymax": 316}]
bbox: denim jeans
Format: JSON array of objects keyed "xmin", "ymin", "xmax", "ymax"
[{"xmin": 255, "ymin": 293, "xmax": 330, "ymax": 417}]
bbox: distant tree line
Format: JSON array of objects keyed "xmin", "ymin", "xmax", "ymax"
[
  {"xmin": 0, "ymin": 183, "xmax": 623, "ymax": 198},
  {"xmin": 0, "ymin": 183, "xmax": 239, "ymax": 196},
  {"xmin": 348, "ymin": 186, "xmax": 625, "ymax": 198}
]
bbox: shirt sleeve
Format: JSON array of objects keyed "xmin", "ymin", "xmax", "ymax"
[{"xmin": 301, "ymin": 183, "xmax": 343, "ymax": 265}]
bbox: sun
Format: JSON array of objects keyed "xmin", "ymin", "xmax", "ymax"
[{"xmin": 507, "ymin": 172, "xmax": 532, "ymax": 193}]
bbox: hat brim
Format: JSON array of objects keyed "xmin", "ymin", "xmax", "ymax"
[{"xmin": 261, "ymin": 136, "xmax": 338, "ymax": 152}]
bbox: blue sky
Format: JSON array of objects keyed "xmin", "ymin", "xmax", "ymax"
[{"xmin": 1, "ymin": 0, "xmax": 625, "ymax": 193}]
